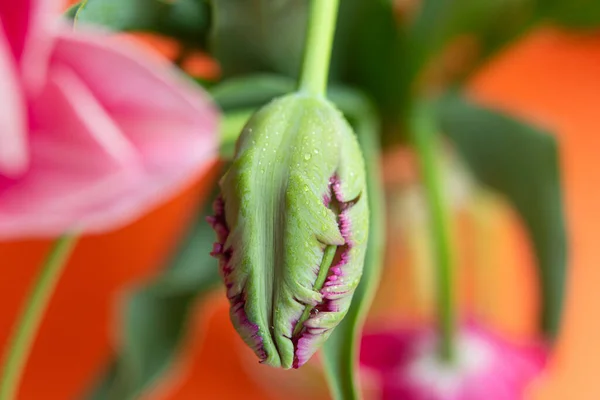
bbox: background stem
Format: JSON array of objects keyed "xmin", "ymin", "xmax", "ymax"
[
  {"xmin": 0, "ymin": 236, "xmax": 78, "ymax": 400},
  {"xmin": 298, "ymin": 0, "xmax": 340, "ymax": 97},
  {"xmin": 411, "ymin": 103, "xmax": 456, "ymax": 362}
]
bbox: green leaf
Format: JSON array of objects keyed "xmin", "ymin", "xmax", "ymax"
[
  {"xmin": 218, "ymin": 110, "xmax": 254, "ymax": 158},
  {"xmin": 436, "ymin": 93, "xmax": 567, "ymax": 338},
  {"xmin": 337, "ymin": 0, "xmax": 407, "ymax": 123},
  {"xmin": 408, "ymin": 0, "xmax": 540, "ymax": 79},
  {"xmin": 86, "ymin": 187, "xmax": 222, "ymax": 400},
  {"xmin": 539, "ymin": 0, "xmax": 600, "ymax": 29},
  {"xmin": 70, "ymin": 0, "xmax": 211, "ymax": 47},
  {"xmin": 64, "ymin": 3, "xmax": 81, "ymax": 19},
  {"xmin": 209, "ymin": 74, "xmax": 295, "ymax": 111},
  {"xmin": 209, "ymin": 0, "xmax": 308, "ymax": 78},
  {"xmin": 320, "ymin": 88, "xmax": 386, "ymax": 400},
  {"xmin": 337, "ymin": 0, "xmax": 537, "ymax": 129}
]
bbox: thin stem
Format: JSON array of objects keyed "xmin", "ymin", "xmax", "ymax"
[
  {"xmin": 298, "ymin": 0, "xmax": 340, "ymax": 97},
  {"xmin": 0, "ymin": 236, "xmax": 78, "ymax": 400},
  {"xmin": 411, "ymin": 103, "xmax": 456, "ymax": 362}
]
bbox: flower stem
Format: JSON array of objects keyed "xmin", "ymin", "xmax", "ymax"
[
  {"xmin": 298, "ymin": 0, "xmax": 339, "ymax": 97},
  {"xmin": 411, "ymin": 103, "xmax": 456, "ymax": 362},
  {"xmin": 0, "ymin": 235, "xmax": 77, "ymax": 400}
]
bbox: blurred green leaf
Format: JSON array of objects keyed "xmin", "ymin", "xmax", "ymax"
[
  {"xmin": 338, "ymin": 0, "xmax": 538, "ymax": 130},
  {"xmin": 410, "ymin": 0, "xmax": 536, "ymax": 63},
  {"xmin": 209, "ymin": 74, "xmax": 295, "ymax": 111},
  {"xmin": 321, "ymin": 88, "xmax": 385, "ymax": 400},
  {"xmin": 539, "ymin": 0, "xmax": 600, "ymax": 29},
  {"xmin": 87, "ymin": 187, "xmax": 222, "ymax": 400},
  {"xmin": 64, "ymin": 3, "xmax": 81, "ymax": 19},
  {"xmin": 209, "ymin": 0, "xmax": 308, "ymax": 77},
  {"xmin": 218, "ymin": 110, "xmax": 253, "ymax": 158},
  {"xmin": 401, "ymin": 0, "xmax": 541, "ymax": 97},
  {"xmin": 437, "ymin": 93, "xmax": 567, "ymax": 338},
  {"xmin": 338, "ymin": 0, "xmax": 407, "ymax": 124},
  {"xmin": 69, "ymin": 0, "xmax": 211, "ymax": 47}
]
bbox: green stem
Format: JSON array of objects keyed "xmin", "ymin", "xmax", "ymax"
[
  {"xmin": 298, "ymin": 0, "xmax": 339, "ymax": 97},
  {"xmin": 411, "ymin": 103, "xmax": 456, "ymax": 362},
  {"xmin": 0, "ymin": 236, "xmax": 78, "ymax": 400}
]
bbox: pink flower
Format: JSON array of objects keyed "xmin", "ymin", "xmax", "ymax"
[
  {"xmin": 360, "ymin": 324, "xmax": 547, "ymax": 400},
  {"xmin": 0, "ymin": 0, "xmax": 218, "ymax": 238}
]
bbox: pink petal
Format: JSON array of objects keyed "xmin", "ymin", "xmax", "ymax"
[
  {"xmin": 0, "ymin": 0, "xmax": 34, "ymax": 60},
  {"xmin": 0, "ymin": 28, "xmax": 218, "ymax": 238},
  {"xmin": 360, "ymin": 324, "xmax": 547, "ymax": 400},
  {"xmin": 0, "ymin": 26, "xmax": 28, "ymax": 176},
  {"xmin": 51, "ymin": 29, "xmax": 217, "ymax": 164},
  {"xmin": 0, "ymin": 0, "xmax": 57, "ymax": 90}
]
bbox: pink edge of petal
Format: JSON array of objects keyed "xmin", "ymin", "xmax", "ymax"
[
  {"xmin": 208, "ymin": 195, "xmax": 269, "ymax": 363},
  {"xmin": 292, "ymin": 179, "xmax": 356, "ymax": 368},
  {"xmin": 229, "ymin": 293, "xmax": 267, "ymax": 363}
]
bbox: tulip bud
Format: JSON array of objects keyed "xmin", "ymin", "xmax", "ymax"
[{"xmin": 209, "ymin": 93, "xmax": 369, "ymax": 369}]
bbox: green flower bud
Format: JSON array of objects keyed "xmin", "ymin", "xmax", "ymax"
[{"xmin": 209, "ymin": 93, "xmax": 368, "ymax": 369}]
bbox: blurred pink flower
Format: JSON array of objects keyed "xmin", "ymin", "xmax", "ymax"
[
  {"xmin": 0, "ymin": 0, "xmax": 218, "ymax": 238},
  {"xmin": 361, "ymin": 324, "xmax": 547, "ymax": 400}
]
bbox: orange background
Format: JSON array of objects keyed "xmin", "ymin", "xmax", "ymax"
[{"xmin": 2, "ymin": 7, "xmax": 600, "ymax": 399}]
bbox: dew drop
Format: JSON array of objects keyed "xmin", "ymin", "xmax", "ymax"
[{"xmin": 304, "ymin": 153, "xmax": 311, "ymax": 161}]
